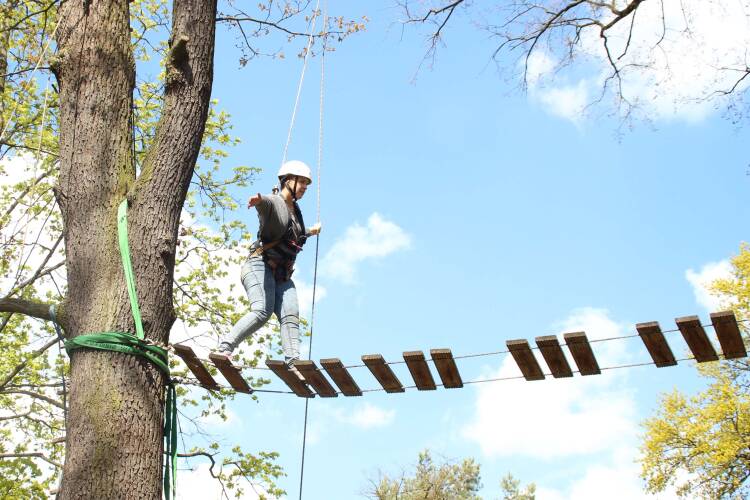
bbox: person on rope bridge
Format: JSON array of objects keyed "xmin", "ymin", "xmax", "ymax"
[{"xmin": 214, "ymin": 160, "xmax": 321, "ymax": 367}]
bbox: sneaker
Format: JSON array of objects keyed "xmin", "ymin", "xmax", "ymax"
[{"xmin": 211, "ymin": 343, "xmax": 233, "ymax": 363}]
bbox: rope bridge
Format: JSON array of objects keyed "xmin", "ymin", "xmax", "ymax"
[{"xmin": 171, "ymin": 310, "xmax": 747, "ymax": 398}]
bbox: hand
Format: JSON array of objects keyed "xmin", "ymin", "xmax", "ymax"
[
  {"xmin": 247, "ymin": 193, "xmax": 261, "ymax": 209},
  {"xmin": 308, "ymin": 222, "xmax": 322, "ymax": 236}
]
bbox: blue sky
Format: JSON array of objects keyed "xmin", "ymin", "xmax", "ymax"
[{"xmin": 172, "ymin": 2, "xmax": 749, "ymax": 499}]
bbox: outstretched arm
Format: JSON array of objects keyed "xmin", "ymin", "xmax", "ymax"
[{"xmin": 247, "ymin": 193, "xmax": 262, "ymax": 209}]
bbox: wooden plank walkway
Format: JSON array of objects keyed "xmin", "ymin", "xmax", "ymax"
[
  {"xmin": 294, "ymin": 360, "xmax": 337, "ymax": 398},
  {"xmin": 403, "ymin": 351, "xmax": 436, "ymax": 391},
  {"xmin": 208, "ymin": 353, "xmax": 252, "ymax": 393},
  {"xmin": 169, "ymin": 310, "xmax": 746, "ymax": 398},
  {"xmin": 266, "ymin": 360, "xmax": 315, "ymax": 398},
  {"xmin": 636, "ymin": 321, "xmax": 677, "ymax": 368},
  {"xmin": 362, "ymin": 354, "xmax": 404, "ymax": 393},
  {"xmin": 320, "ymin": 358, "xmax": 362, "ymax": 396},
  {"xmin": 507, "ymin": 339, "xmax": 544, "ymax": 381},
  {"xmin": 563, "ymin": 332, "xmax": 601, "ymax": 375},
  {"xmin": 711, "ymin": 311, "xmax": 747, "ymax": 359},
  {"xmin": 431, "ymin": 349, "xmax": 463, "ymax": 388},
  {"xmin": 172, "ymin": 344, "xmax": 220, "ymax": 390},
  {"xmin": 535, "ymin": 335, "xmax": 573, "ymax": 378},
  {"xmin": 677, "ymin": 316, "xmax": 718, "ymax": 362}
]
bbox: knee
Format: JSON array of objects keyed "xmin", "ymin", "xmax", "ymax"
[
  {"xmin": 254, "ymin": 307, "xmax": 272, "ymax": 324},
  {"xmin": 278, "ymin": 312, "xmax": 299, "ymax": 328}
]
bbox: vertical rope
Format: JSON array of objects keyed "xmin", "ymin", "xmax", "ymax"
[
  {"xmin": 281, "ymin": 0, "xmax": 322, "ymax": 167},
  {"xmin": 298, "ymin": 2, "xmax": 327, "ymax": 498}
]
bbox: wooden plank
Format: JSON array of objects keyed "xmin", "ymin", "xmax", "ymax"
[
  {"xmin": 711, "ymin": 311, "xmax": 747, "ymax": 359},
  {"xmin": 506, "ymin": 339, "xmax": 545, "ymax": 381},
  {"xmin": 172, "ymin": 344, "xmax": 220, "ymax": 389},
  {"xmin": 208, "ymin": 353, "xmax": 252, "ymax": 393},
  {"xmin": 265, "ymin": 360, "xmax": 315, "ymax": 398},
  {"xmin": 294, "ymin": 360, "xmax": 338, "ymax": 397},
  {"xmin": 362, "ymin": 354, "xmax": 404, "ymax": 393},
  {"xmin": 535, "ymin": 336, "xmax": 573, "ymax": 378},
  {"xmin": 430, "ymin": 349, "xmax": 463, "ymax": 388},
  {"xmin": 563, "ymin": 332, "xmax": 600, "ymax": 376},
  {"xmin": 635, "ymin": 321, "xmax": 677, "ymax": 368},
  {"xmin": 320, "ymin": 358, "xmax": 362, "ymax": 397},
  {"xmin": 676, "ymin": 315, "xmax": 718, "ymax": 362},
  {"xmin": 403, "ymin": 351, "xmax": 436, "ymax": 390}
]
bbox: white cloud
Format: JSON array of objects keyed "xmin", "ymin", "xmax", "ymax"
[
  {"xmin": 537, "ymin": 447, "xmax": 681, "ymax": 500},
  {"xmin": 535, "ymin": 80, "xmax": 590, "ymax": 125},
  {"xmin": 335, "ymin": 402, "xmax": 396, "ymax": 429},
  {"xmin": 176, "ymin": 463, "xmax": 275, "ymax": 500},
  {"xmin": 462, "ymin": 308, "xmax": 636, "ymax": 459},
  {"xmin": 685, "ymin": 259, "xmax": 733, "ymax": 312},
  {"xmin": 527, "ymin": 1, "xmax": 750, "ymax": 123},
  {"xmin": 346, "ymin": 402, "xmax": 396, "ymax": 429},
  {"xmin": 321, "ymin": 213, "xmax": 411, "ymax": 284},
  {"xmin": 295, "ymin": 277, "xmax": 327, "ymax": 318}
]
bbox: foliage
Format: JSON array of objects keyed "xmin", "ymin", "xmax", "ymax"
[
  {"xmin": 640, "ymin": 244, "xmax": 750, "ymax": 498},
  {"xmin": 365, "ymin": 450, "xmax": 482, "ymax": 500},
  {"xmin": 499, "ymin": 472, "xmax": 536, "ymax": 500}
]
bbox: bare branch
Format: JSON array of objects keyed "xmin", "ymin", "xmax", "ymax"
[
  {"xmin": 177, "ymin": 450, "xmax": 220, "ymax": 478},
  {"xmin": 216, "ymin": 16, "xmax": 323, "ymax": 39},
  {"xmin": 0, "ymin": 337, "xmax": 59, "ymax": 391},
  {"xmin": 0, "ymin": 452, "xmax": 62, "ymax": 469},
  {"xmin": 0, "ymin": 297, "xmax": 54, "ymax": 321},
  {"xmin": 0, "ymin": 408, "xmax": 32, "ymax": 421},
  {"xmin": 8, "ymin": 261, "xmax": 65, "ymax": 294},
  {"xmin": 1, "ymin": 389, "xmax": 64, "ymax": 410},
  {"xmin": 4, "ymin": 232, "xmax": 63, "ymax": 298}
]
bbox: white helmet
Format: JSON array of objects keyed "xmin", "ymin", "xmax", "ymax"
[{"xmin": 278, "ymin": 160, "xmax": 312, "ymax": 184}]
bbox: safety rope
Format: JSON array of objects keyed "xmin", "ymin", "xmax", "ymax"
[
  {"xmin": 280, "ymin": 0, "xmax": 322, "ymax": 167},
  {"xmin": 297, "ymin": 2, "xmax": 326, "ymax": 498},
  {"xmin": 52, "ymin": 200, "xmax": 178, "ymax": 500}
]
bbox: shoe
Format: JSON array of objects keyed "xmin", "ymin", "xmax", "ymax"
[{"xmin": 211, "ymin": 345, "xmax": 233, "ymax": 363}]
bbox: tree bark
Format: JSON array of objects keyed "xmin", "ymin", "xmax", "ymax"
[{"xmin": 53, "ymin": 0, "xmax": 217, "ymax": 497}]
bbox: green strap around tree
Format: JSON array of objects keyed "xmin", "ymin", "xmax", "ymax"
[
  {"xmin": 116, "ymin": 199, "xmax": 144, "ymax": 340},
  {"xmin": 62, "ymin": 199, "xmax": 178, "ymax": 500}
]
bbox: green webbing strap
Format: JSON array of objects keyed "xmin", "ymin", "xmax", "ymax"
[
  {"xmin": 65, "ymin": 332, "xmax": 170, "ymax": 375},
  {"xmin": 117, "ymin": 200, "xmax": 144, "ymax": 340},
  {"xmin": 59, "ymin": 199, "xmax": 178, "ymax": 499}
]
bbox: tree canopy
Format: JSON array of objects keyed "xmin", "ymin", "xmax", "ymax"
[{"xmin": 640, "ymin": 244, "xmax": 750, "ymax": 498}]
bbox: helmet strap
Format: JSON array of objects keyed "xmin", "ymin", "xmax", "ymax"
[{"xmin": 280, "ymin": 176, "xmax": 299, "ymax": 202}]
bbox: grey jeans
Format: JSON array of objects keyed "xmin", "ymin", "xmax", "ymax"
[{"xmin": 222, "ymin": 256, "xmax": 300, "ymax": 363}]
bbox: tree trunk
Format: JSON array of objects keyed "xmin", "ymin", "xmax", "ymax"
[{"xmin": 53, "ymin": 0, "xmax": 217, "ymax": 497}]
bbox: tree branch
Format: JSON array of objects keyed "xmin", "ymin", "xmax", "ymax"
[
  {"xmin": 0, "ymin": 297, "xmax": 54, "ymax": 321},
  {"xmin": 1, "ymin": 389, "xmax": 64, "ymax": 409},
  {"xmin": 0, "ymin": 0, "xmax": 61, "ymax": 33},
  {"xmin": 177, "ymin": 450, "xmax": 220, "ymax": 478},
  {"xmin": 0, "ymin": 452, "xmax": 62, "ymax": 469},
  {"xmin": 0, "ymin": 336, "xmax": 59, "ymax": 391},
  {"xmin": 0, "ymin": 408, "xmax": 31, "ymax": 421}
]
